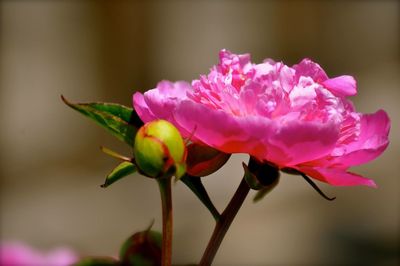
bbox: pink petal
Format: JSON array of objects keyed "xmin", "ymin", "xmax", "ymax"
[
  {"xmin": 269, "ymin": 118, "xmax": 340, "ymax": 166},
  {"xmin": 173, "ymin": 100, "xmax": 290, "ymax": 164},
  {"xmin": 219, "ymin": 49, "xmax": 251, "ymax": 72},
  {"xmin": 332, "ymin": 109, "xmax": 390, "ymax": 167},
  {"xmin": 133, "ymin": 92, "xmax": 156, "ymax": 123},
  {"xmin": 322, "ymin": 75, "xmax": 357, "ymax": 96},
  {"xmin": 0, "ymin": 243, "xmax": 42, "ymax": 265},
  {"xmin": 174, "ymin": 101, "xmax": 341, "ymax": 167},
  {"xmin": 293, "ymin": 58, "xmax": 328, "ymax": 83},
  {"xmin": 157, "ymin": 80, "xmax": 190, "ymax": 98},
  {"xmin": 45, "ymin": 248, "xmax": 78, "ymax": 265},
  {"xmin": 0, "ymin": 243, "xmax": 77, "ymax": 266},
  {"xmin": 173, "ymin": 100, "xmax": 262, "ymax": 149},
  {"xmin": 298, "ymin": 166, "xmax": 377, "ymax": 187},
  {"xmin": 144, "ymin": 80, "xmax": 191, "ymax": 121},
  {"xmin": 133, "ymin": 81, "xmax": 192, "ymax": 125}
]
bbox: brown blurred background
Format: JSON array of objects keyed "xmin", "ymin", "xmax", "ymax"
[{"xmin": 1, "ymin": 0, "xmax": 399, "ymax": 265}]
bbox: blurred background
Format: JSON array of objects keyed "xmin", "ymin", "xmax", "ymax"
[{"xmin": 1, "ymin": 0, "xmax": 399, "ymax": 265}]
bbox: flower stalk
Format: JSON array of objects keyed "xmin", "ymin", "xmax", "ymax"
[
  {"xmin": 199, "ymin": 177, "xmax": 250, "ymax": 266},
  {"xmin": 157, "ymin": 177, "xmax": 173, "ymax": 266}
]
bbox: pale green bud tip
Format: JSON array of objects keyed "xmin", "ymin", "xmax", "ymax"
[{"xmin": 133, "ymin": 119, "xmax": 186, "ymax": 178}]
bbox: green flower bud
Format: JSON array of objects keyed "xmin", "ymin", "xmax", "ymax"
[
  {"xmin": 133, "ymin": 120, "xmax": 186, "ymax": 179},
  {"xmin": 119, "ymin": 229, "xmax": 162, "ymax": 266}
]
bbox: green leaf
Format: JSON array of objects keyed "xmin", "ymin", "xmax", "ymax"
[
  {"xmin": 100, "ymin": 146, "xmax": 132, "ymax": 162},
  {"xmin": 73, "ymin": 257, "xmax": 118, "ymax": 266},
  {"xmin": 101, "ymin": 161, "xmax": 136, "ymax": 188},
  {"xmin": 253, "ymin": 176, "xmax": 280, "ymax": 203},
  {"xmin": 243, "ymin": 162, "xmax": 264, "ymax": 190},
  {"xmin": 88, "ymin": 102, "xmax": 133, "ymax": 123},
  {"xmin": 61, "ymin": 95, "xmax": 137, "ymax": 146},
  {"xmin": 181, "ymin": 175, "xmax": 220, "ymax": 221}
]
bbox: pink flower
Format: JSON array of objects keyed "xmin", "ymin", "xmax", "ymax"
[
  {"xmin": 133, "ymin": 49, "xmax": 390, "ymax": 187},
  {"xmin": 0, "ymin": 242, "xmax": 78, "ymax": 266}
]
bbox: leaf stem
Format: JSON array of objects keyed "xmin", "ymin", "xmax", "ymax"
[
  {"xmin": 157, "ymin": 177, "xmax": 173, "ymax": 266},
  {"xmin": 181, "ymin": 175, "xmax": 221, "ymax": 221},
  {"xmin": 199, "ymin": 177, "xmax": 250, "ymax": 266}
]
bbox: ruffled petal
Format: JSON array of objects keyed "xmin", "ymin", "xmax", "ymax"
[
  {"xmin": 322, "ymin": 75, "xmax": 357, "ymax": 96},
  {"xmin": 173, "ymin": 100, "xmax": 262, "ymax": 149},
  {"xmin": 298, "ymin": 166, "xmax": 377, "ymax": 187},
  {"xmin": 173, "ymin": 100, "xmax": 292, "ymax": 164},
  {"xmin": 219, "ymin": 49, "xmax": 251, "ymax": 73},
  {"xmin": 293, "ymin": 58, "xmax": 328, "ymax": 83},
  {"xmin": 173, "ymin": 100, "xmax": 342, "ymax": 167},
  {"xmin": 270, "ymin": 118, "xmax": 340, "ymax": 166},
  {"xmin": 331, "ymin": 109, "xmax": 390, "ymax": 167},
  {"xmin": 133, "ymin": 81, "xmax": 193, "ymax": 137},
  {"xmin": 144, "ymin": 80, "xmax": 191, "ymax": 121}
]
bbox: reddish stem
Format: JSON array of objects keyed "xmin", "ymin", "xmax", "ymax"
[
  {"xmin": 158, "ymin": 177, "xmax": 173, "ymax": 266},
  {"xmin": 199, "ymin": 177, "xmax": 250, "ymax": 266}
]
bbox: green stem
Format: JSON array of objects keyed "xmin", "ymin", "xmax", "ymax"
[
  {"xmin": 157, "ymin": 177, "xmax": 173, "ymax": 266},
  {"xmin": 199, "ymin": 177, "xmax": 250, "ymax": 266}
]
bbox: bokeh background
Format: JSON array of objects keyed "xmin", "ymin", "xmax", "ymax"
[{"xmin": 1, "ymin": 0, "xmax": 399, "ymax": 265}]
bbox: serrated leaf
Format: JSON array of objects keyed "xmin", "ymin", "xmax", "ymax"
[
  {"xmin": 181, "ymin": 175, "xmax": 220, "ymax": 221},
  {"xmin": 62, "ymin": 95, "xmax": 137, "ymax": 146},
  {"xmin": 101, "ymin": 161, "xmax": 136, "ymax": 188}
]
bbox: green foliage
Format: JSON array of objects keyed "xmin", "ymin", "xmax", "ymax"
[
  {"xmin": 101, "ymin": 161, "xmax": 136, "ymax": 188},
  {"xmin": 242, "ymin": 159, "xmax": 280, "ymax": 203},
  {"xmin": 62, "ymin": 95, "xmax": 137, "ymax": 146},
  {"xmin": 181, "ymin": 175, "xmax": 220, "ymax": 221},
  {"xmin": 243, "ymin": 162, "xmax": 264, "ymax": 190},
  {"xmin": 253, "ymin": 185, "xmax": 278, "ymax": 203},
  {"xmin": 73, "ymin": 257, "xmax": 118, "ymax": 266}
]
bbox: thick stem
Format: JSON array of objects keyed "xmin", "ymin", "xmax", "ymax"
[
  {"xmin": 157, "ymin": 177, "xmax": 173, "ymax": 266},
  {"xmin": 199, "ymin": 177, "xmax": 250, "ymax": 266}
]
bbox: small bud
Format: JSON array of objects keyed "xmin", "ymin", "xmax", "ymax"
[
  {"xmin": 119, "ymin": 229, "xmax": 162, "ymax": 266},
  {"xmin": 247, "ymin": 158, "xmax": 280, "ymax": 186},
  {"xmin": 243, "ymin": 157, "xmax": 280, "ymax": 202},
  {"xmin": 134, "ymin": 120, "xmax": 186, "ymax": 179},
  {"xmin": 186, "ymin": 143, "xmax": 230, "ymax": 177}
]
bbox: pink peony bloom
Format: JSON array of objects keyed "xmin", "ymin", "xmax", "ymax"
[
  {"xmin": 133, "ymin": 49, "xmax": 390, "ymax": 187},
  {"xmin": 0, "ymin": 242, "xmax": 78, "ymax": 266}
]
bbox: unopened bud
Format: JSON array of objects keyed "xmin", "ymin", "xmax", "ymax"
[
  {"xmin": 119, "ymin": 229, "xmax": 162, "ymax": 266},
  {"xmin": 243, "ymin": 157, "xmax": 280, "ymax": 202},
  {"xmin": 186, "ymin": 143, "xmax": 230, "ymax": 177},
  {"xmin": 133, "ymin": 120, "xmax": 186, "ymax": 178}
]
